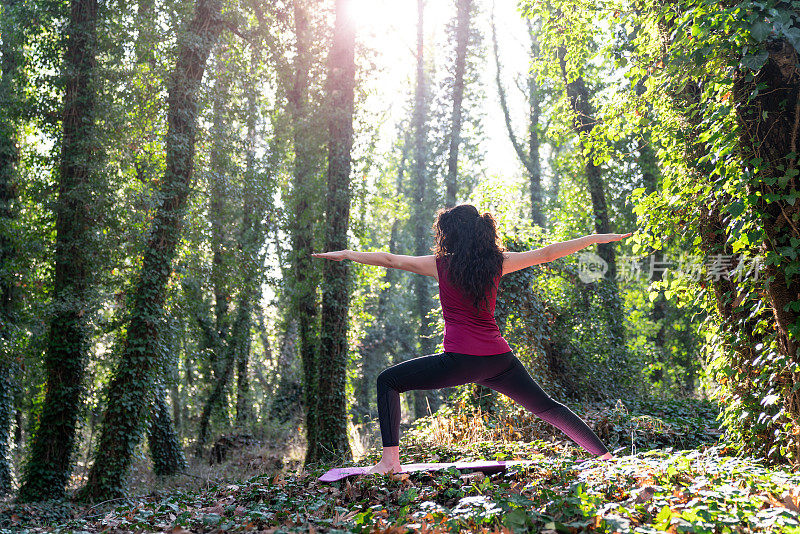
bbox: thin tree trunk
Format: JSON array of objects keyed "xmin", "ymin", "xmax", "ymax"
[
  {"xmin": 557, "ymin": 44, "xmax": 626, "ymax": 348},
  {"xmin": 79, "ymin": 0, "xmax": 223, "ymax": 500},
  {"xmin": 235, "ymin": 327, "xmax": 253, "ymax": 425},
  {"xmin": 235, "ymin": 50, "xmax": 263, "ymax": 427},
  {"xmin": 412, "ymin": 0, "xmax": 437, "ymax": 419},
  {"xmin": 197, "ymin": 286, "xmax": 252, "ymax": 456},
  {"xmin": 18, "ymin": 0, "xmax": 98, "ymax": 501},
  {"xmin": 634, "ymin": 80, "xmax": 669, "ymax": 367},
  {"xmin": 356, "ymin": 145, "xmax": 407, "ymax": 416},
  {"xmin": 14, "ymin": 405, "xmax": 22, "ymax": 445},
  {"xmin": 196, "ymin": 331, "xmax": 236, "ymax": 456},
  {"xmin": 147, "ymin": 384, "xmax": 187, "ymax": 476},
  {"xmin": 209, "ymin": 48, "xmax": 232, "ymax": 375},
  {"xmin": 491, "ymin": 14, "xmax": 544, "ymax": 227},
  {"xmin": 526, "ymin": 22, "xmax": 544, "ymax": 228},
  {"xmin": 269, "ymin": 320, "xmax": 301, "ymax": 422},
  {"xmin": 194, "ymin": 53, "xmax": 235, "ymax": 448},
  {"xmin": 445, "ymin": 0, "xmax": 471, "ymax": 207},
  {"xmin": 0, "ymin": 365, "xmax": 11, "ymax": 496},
  {"xmin": 170, "ymin": 380, "xmax": 181, "ymax": 434},
  {"xmin": 311, "ymin": 0, "xmax": 356, "ymax": 465}
]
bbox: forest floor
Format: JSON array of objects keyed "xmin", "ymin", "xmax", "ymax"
[{"xmin": 2, "ymin": 397, "xmax": 800, "ymax": 533}]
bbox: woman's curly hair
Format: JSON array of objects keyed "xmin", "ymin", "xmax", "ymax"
[{"xmin": 432, "ymin": 204, "xmax": 505, "ymax": 311}]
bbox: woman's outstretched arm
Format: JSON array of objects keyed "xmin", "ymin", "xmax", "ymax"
[
  {"xmin": 502, "ymin": 232, "xmax": 632, "ymax": 276},
  {"xmin": 311, "ymin": 250, "xmax": 438, "ymax": 279}
]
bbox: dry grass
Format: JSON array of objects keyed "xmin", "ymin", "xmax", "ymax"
[{"xmin": 413, "ymin": 396, "xmax": 575, "ymax": 449}]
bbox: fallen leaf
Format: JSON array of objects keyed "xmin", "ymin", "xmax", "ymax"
[{"xmin": 390, "ymin": 472, "xmax": 410, "ymax": 482}]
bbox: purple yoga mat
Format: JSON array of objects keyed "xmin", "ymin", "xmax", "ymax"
[{"xmin": 318, "ymin": 460, "xmax": 533, "ymax": 482}]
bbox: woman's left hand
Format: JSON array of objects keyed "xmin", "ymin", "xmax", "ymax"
[{"xmin": 311, "ymin": 250, "xmax": 350, "ymax": 261}]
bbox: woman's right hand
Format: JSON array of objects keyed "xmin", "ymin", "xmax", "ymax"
[{"xmin": 593, "ymin": 232, "xmax": 633, "ymax": 244}]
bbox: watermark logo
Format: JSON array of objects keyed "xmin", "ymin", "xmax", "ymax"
[
  {"xmin": 577, "ymin": 252, "xmax": 608, "ymax": 283},
  {"xmin": 574, "ymin": 252, "xmax": 763, "ymax": 282}
]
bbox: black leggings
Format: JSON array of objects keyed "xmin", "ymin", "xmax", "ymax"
[{"xmin": 376, "ymin": 350, "xmax": 609, "ymax": 455}]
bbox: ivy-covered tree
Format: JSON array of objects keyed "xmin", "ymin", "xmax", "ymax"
[
  {"xmin": 311, "ymin": 0, "xmax": 356, "ymax": 465},
  {"xmin": 79, "ymin": 0, "xmax": 224, "ymax": 500},
  {"xmin": 444, "ymin": 0, "xmax": 472, "ymax": 208},
  {"xmin": 0, "ymin": 0, "xmax": 24, "ymax": 497},
  {"xmin": 17, "ymin": 0, "xmax": 100, "ymax": 502}
]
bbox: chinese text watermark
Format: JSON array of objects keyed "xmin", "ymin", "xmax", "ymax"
[{"xmin": 576, "ymin": 252, "xmax": 763, "ymax": 283}]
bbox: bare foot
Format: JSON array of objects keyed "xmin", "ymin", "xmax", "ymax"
[
  {"xmin": 367, "ymin": 460, "xmax": 402, "ymax": 475},
  {"xmin": 597, "ymin": 452, "xmax": 615, "ymax": 461}
]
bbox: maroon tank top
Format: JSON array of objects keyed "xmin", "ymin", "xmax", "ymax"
[{"xmin": 436, "ymin": 255, "xmax": 512, "ymax": 356}]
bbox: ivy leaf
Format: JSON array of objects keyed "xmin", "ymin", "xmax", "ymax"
[
  {"xmin": 728, "ymin": 201, "xmax": 745, "ymax": 218},
  {"xmin": 751, "ymin": 21, "xmax": 772, "ymax": 42},
  {"xmin": 740, "ymin": 50, "xmax": 770, "ymax": 71},
  {"xmin": 654, "ymin": 504, "xmax": 673, "ymax": 530}
]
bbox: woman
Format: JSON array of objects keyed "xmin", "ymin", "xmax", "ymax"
[{"xmin": 312, "ymin": 204, "xmax": 631, "ymax": 474}]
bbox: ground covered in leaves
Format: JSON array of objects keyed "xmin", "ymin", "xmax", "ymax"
[{"xmin": 3, "ymin": 397, "xmax": 800, "ymax": 533}]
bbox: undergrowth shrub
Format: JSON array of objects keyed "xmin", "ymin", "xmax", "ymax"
[{"xmin": 409, "ymin": 394, "xmax": 722, "ymax": 457}]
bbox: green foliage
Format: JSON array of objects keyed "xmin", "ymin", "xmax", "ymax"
[
  {"xmin": 495, "ymin": 233, "xmax": 646, "ymax": 402},
  {"xmin": 147, "ymin": 385, "xmax": 187, "ymax": 478},
  {"xmin": 515, "ymin": 0, "xmax": 800, "ymax": 467},
  {"xmin": 5, "ymin": 426, "xmax": 800, "ymax": 533}
]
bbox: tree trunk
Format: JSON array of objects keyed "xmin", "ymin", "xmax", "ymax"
[
  {"xmin": 526, "ymin": 23, "xmax": 544, "ymax": 228},
  {"xmin": 194, "ymin": 52, "xmax": 236, "ymax": 451},
  {"xmin": 445, "ymin": 0, "xmax": 471, "ymax": 208},
  {"xmin": 269, "ymin": 320, "xmax": 302, "ymax": 422},
  {"xmin": 235, "ymin": 328, "xmax": 252, "ymax": 425},
  {"xmin": 666, "ymin": 72, "xmax": 776, "ymax": 457},
  {"xmin": 733, "ymin": 38, "xmax": 800, "ymax": 463},
  {"xmin": 491, "ymin": 15, "xmax": 544, "ymax": 227},
  {"xmin": 209, "ymin": 48, "xmax": 232, "ymax": 378},
  {"xmin": 0, "ymin": 0, "xmax": 23, "ymax": 497},
  {"xmin": 196, "ymin": 328, "xmax": 236, "ymax": 456},
  {"xmin": 147, "ymin": 384, "xmax": 187, "ymax": 476},
  {"xmin": 557, "ymin": 44, "xmax": 626, "ymax": 349},
  {"xmin": 288, "ymin": 0, "xmax": 322, "ymax": 462},
  {"xmin": 0, "ymin": 364, "xmax": 11, "ymax": 496},
  {"xmin": 235, "ymin": 50, "xmax": 264, "ymax": 427},
  {"xmin": 17, "ymin": 0, "xmax": 98, "ymax": 502},
  {"xmin": 170, "ymin": 379, "xmax": 181, "ymax": 434},
  {"xmin": 78, "ymin": 0, "xmax": 222, "ymax": 501},
  {"xmin": 310, "ymin": 0, "xmax": 356, "ymax": 465},
  {"xmin": 356, "ymin": 145, "xmax": 407, "ymax": 417},
  {"xmin": 412, "ymin": 0, "xmax": 438, "ymax": 419},
  {"xmin": 635, "ymin": 80, "xmax": 669, "ymax": 370}
]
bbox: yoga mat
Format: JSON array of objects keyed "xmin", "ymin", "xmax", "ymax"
[{"xmin": 318, "ymin": 460, "xmax": 534, "ymax": 482}]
